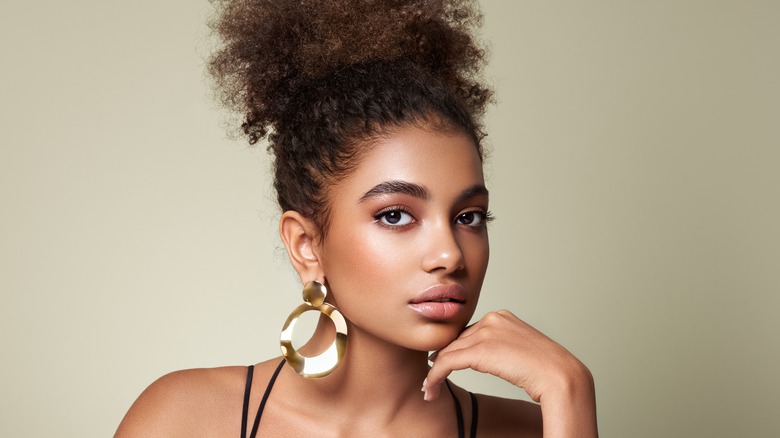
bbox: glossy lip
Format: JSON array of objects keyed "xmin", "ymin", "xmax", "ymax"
[
  {"xmin": 409, "ymin": 284, "xmax": 467, "ymax": 304},
  {"xmin": 408, "ymin": 284, "xmax": 467, "ymax": 320}
]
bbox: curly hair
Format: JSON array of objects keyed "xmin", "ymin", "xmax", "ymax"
[{"xmin": 209, "ymin": 0, "xmax": 492, "ymax": 235}]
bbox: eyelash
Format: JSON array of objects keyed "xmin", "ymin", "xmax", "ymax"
[
  {"xmin": 456, "ymin": 209, "xmax": 495, "ymax": 227},
  {"xmin": 373, "ymin": 206, "xmax": 415, "ymax": 229},
  {"xmin": 372, "ymin": 207, "xmax": 494, "ymax": 229}
]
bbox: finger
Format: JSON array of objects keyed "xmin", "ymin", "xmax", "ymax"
[
  {"xmin": 456, "ymin": 310, "xmax": 515, "ymax": 341},
  {"xmin": 428, "ymin": 325, "xmax": 486, "ymax": 362},
  {"xmin": 423, "ymin": 346, "xmax": 485, "ymax": 401},
  {"xmin": 456, "ymin": 321, "xmax": 482, "ymax": 339}
]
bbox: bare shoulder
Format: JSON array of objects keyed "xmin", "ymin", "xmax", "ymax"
[
  {"xmin": 474, "ymin": 393, "xmax": 542, "ymax": 437},
  {"xmin": 115, "ymin": 358, "xmax": 284, "ymax": 437}
]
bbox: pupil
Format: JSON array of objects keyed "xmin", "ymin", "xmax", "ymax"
[
  {"xmin": 386, "ymin": 211, "xmax": 400, "ymax": 224},
  {"xmin": 460, "ymin": 212, "xmax": 474, "ymax": 223}
]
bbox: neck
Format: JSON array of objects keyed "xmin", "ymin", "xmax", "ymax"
[{"xmin": 290, "ymin": 316, "xmax": 431, "ymax": 410}]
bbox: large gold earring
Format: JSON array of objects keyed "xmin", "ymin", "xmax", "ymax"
[{"xmin": 279, "ymin": 280, "xmax": 347, "ymax": 378}]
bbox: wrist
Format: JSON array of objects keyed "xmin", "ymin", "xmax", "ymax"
[
  {"xmin": 547, "ymin": 359, "xmax": 595, "ymax": 400},
  {"xmin": 539, "ymin": 362, "xmax": 598, "ymax": 438}
]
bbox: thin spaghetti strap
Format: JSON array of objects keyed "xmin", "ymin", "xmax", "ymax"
[
  {"xmin": 248, "ymin": 359, "xmax": 286, "ymax": 438},
  {"xmin": 445, "ymin": 380, "xmax": 465, "ymax": 438},
  {"xmin": 241, "ymin": 365, "xmax": 254, "ymax": 438},
  {"xmin": 469, "ymin": 392, "xmax": 478, "ymax": 438}
]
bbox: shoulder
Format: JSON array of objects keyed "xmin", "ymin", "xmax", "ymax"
[
  {"xmin": 115, "ymin": 366, "xmax": 245, "ymax": 437},
  {"xmin": 115, "ymin": 359, "xmax": 284, "ymax": 437},
  {"xmin": 473, "ymin": 393, "xmax": 543, "ymax": 437}
]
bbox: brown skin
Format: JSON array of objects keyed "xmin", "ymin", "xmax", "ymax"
[{"xmin": 116, "ymin": 124, "xmax": 597, "ymax": 437}]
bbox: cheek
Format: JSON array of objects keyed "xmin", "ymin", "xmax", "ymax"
[
  {"xmin": 461, "ymin": 231, "xmax": 490, "ymax": 267},
  {"xmin": 463, "ymin": 233, "xmax": 490, "ymax": 278},
  {"xmin": 324, "ymin": 225, "xmax": 415, "ymax": 292}
]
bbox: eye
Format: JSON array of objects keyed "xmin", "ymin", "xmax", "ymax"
[
  {"xmin": 376, "ymin": 209, "xmax": 414, "ymax": 226},
  {"xmin": 455, "ymin": 210, "xmax": 490, "ymax": 227}
]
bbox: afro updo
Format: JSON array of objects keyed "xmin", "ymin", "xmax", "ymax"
[{"xmin": 209, "ymin": 0, "xmax": 492, "ymax": 234}]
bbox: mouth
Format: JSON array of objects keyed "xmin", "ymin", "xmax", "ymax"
[
  {"xmin": 408, "ymin": 284, "xmax": 467, "ymax": 320},
  {"xmin": 409, "ymin": 284, "xmax": 467, "ymax": 304}
]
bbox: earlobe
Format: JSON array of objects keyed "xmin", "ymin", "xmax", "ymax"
[{"xmin": 279, "ymin": 211, "xmax": 323, "ymax": 282}]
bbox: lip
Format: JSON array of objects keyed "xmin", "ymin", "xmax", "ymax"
[{"xmin": 408, "ymin": 284, "xmax": 467, "ymax": 320}]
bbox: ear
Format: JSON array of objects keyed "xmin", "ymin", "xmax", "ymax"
[{"xmin": 279, "ymin": 210, "xmax": 323, "ymax": 284}]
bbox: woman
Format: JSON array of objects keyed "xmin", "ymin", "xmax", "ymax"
[{"xmin": 116, "ymin": 1, "xmax": 597, "ymax": 436}]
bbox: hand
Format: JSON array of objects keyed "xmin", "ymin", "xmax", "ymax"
[{"xmin": 423, "ymin": 310, "xmax": 598, "ymax": 437}]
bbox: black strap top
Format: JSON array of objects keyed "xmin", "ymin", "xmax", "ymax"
[{"xmin": 241, "ymin": 359, "xmax": 478, "ymax": 437}]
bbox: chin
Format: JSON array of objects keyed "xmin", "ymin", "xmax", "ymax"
[{"xmin": 405, "ymin": 324, "xmax": 463, "ymax": 352}]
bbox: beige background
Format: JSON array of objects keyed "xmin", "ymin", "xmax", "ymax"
[{"xmin": 1, "ymin": 1, "xmax": 778, "ymax": 436}]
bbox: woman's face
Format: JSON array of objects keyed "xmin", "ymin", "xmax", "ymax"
[{"xmin": 317, "ymin": 123, "xmax": 490, "ymax": 352}]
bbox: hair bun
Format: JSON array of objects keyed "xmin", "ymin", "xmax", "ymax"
[{"xmin": 209, "ymin": 0, "xmax": 490, "ymax": 144}]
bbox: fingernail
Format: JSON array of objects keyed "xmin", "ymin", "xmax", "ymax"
[
  {"xmin": 423, "ymin": 389, "xmax": 430, "ymax": 401},
  {"xmin": 422, "ymin": 378, "xmax": 427, "ymax": 391}
]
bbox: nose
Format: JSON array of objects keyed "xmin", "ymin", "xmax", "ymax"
[{"xmin": 421, "ymin": 222, "xmax": 465, "ymax": 274}]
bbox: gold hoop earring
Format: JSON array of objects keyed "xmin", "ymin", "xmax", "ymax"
[{"xmin": 279, "ymin": 280, "xmax": 347, "ymax": 378}]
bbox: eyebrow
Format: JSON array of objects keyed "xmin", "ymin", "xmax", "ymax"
[
  {"xmin": 358, "ymin": 181, "xmax": 489, "ymax": 203},
  {"xmin": 458, "ymin": 184, "xmax": 490, "ymax": 203},
  {"xmin": 359, "ymin": 181, "xmax": 429, "ymax": 202}
]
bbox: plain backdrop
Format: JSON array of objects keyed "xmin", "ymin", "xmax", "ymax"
[{"xmin": 1, "ymin": 1, "xmax": 778, "ymax": 436}]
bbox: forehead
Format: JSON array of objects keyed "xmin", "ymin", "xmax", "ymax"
[{"xmin": 334, "ymin": 125, "xmax": 485, "ymax": 200}]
